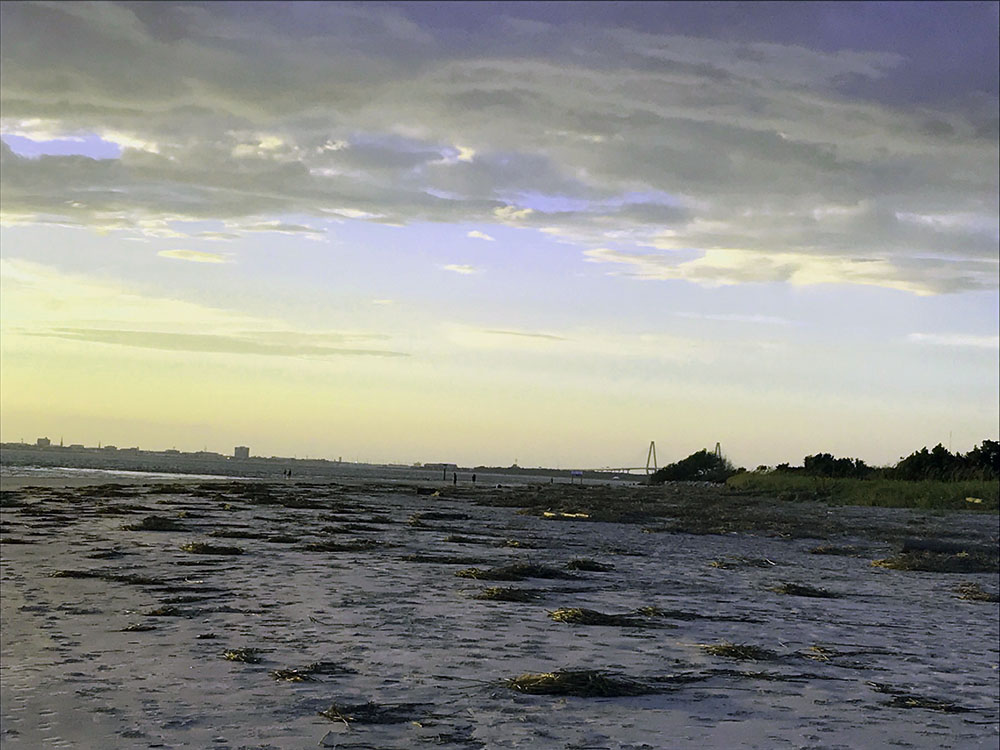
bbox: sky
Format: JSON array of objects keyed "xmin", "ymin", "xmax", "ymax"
[{"xmin": 1, "ymin": 1, "xmax": 997, "ymax": 469}]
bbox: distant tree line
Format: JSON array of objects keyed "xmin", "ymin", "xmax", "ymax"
[
  {"xmin": 649, "ymin": 439, "xmax": 999, "ymax": 484},
  {"xmin": 774, "ymin": 440, "xmax": 999, "ymax": 482}
]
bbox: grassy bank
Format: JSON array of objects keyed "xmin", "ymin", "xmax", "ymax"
[{"xmin": 726, "ymin": 473, "xmax": 999, "ymax": 511}]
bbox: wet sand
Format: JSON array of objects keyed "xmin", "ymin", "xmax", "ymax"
[{"xmin": 1, "ymin": 479, "xmax": 997, "ymax": 748}]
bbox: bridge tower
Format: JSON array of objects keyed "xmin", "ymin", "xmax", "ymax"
[{"xmin": 645, "ymin": 441, "xmax": 657, "ymax": 475}]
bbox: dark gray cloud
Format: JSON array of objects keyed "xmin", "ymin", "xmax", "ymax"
[{"xmin": 0, "ymin": 1, "xmax": 996, "ymax": 294}]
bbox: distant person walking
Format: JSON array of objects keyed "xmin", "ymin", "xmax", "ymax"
[
  {"xmin": 472, "ymin": 473, "xmax": 476, "ymax": 485},
  {"xmin": 453, "ymin": 472, "xmax": 457, "ymax": 485}
]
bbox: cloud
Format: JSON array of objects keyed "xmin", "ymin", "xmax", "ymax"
[
  {"xmin": 493, "ymin": 205, "xmax": 535, "ymax": 222},
  {"xmin": 483, "ymin": 329, "xmax": 567, "ymax": 341},
  {"xmin": 467, "ymin": 230, "xmax": 495, "ymax": 241},
  {"xmin": 674, "ymin": 312, "xmax": 797, "ymax": 326},
  {"xmin": 157, "ymin": 249, "xmax": 231, "ymax": 263},
  {"xmin": 583, "ymin": 247, "xmax": 991, "ymax": 296},
  {"xmin": 25, "ymin": 328, "xmax": 408, "ymax": 358},
  {"xmin": 1, "ymin": 258, "xmax": 405, "ymax": 357},
  {"xmin": 442, "ymin": 264, "xmax": 481, "ymax": 275},
  {"xmin": 0, "ymin": 2, "xmax": 996, "ymax": 294},
  {"xmin": 906, "ymin": 333, "xmax": 1000, "ymax": 349}
]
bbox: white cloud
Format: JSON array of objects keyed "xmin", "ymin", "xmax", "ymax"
[
  {"xmin": 101, "ymin": 129, "xmax": 159, "ymax": 154},
  {"xmin": 467, "ymin": 230, "xmax": 495, "ymax": 241},
  {"xmin": 494, "ymin": 205, "xmax": 535, "ymax": 222},
  {"xmin": 675, "ymin": 312, "xmax": 797, "ymax": 326},
  {"xmin": 157, "ymin": 249, "xmax": 231, "ymax": 264},
  {"xmin": 441, "ymin": 264, "xmax": 481, "ymax": 275},
  {"xmin": 583, "ymin": 247, "xmax": 976, "ymax": 296}
]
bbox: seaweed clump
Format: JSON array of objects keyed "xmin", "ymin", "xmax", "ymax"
[
  {"xmin": 868, "ymin": 682, "xmax": 971, "ymax": 713},
  {"xmin": 319, "ymin": 701, "xmax": 424, "ymax": 724},
  {"xmin": 455, "ymin": 563, "xmax": 574, "ymax": 581},
  {"xmin": 503, "ymin": 669, "xmax": 656, "ymax": 697},
  {"xmin": 710, "ymin": 557, "xmax": 776, "ymax": 569},
  {"xmin": 702, "ymin": 642, "xmax": 778, "ymax": 662},
  {"xmin": 180, "ymin": 542, "xmax": 244, "ymax": 555},
  {"xmin": 304, "ymin": 539, "xmax": 380, "ymax": 552},
  {"xmin": 955, "ymin": 582, "xmax": 1000, "ymax": 602},
  {"xmin": 809, "ymin": 544, "xmax": 862, "ymax": 556},
  {"xmin": 473, "ymin": 586, "xmax": 542, "ymax": 602},
  {"xmin": 548, "ymin": 608, "xmax": 651, "ymax": 627},
  {"xmin": 222, "ymin": 648, "xmax": 263, "ymax": 663},
  {"xmin": 565, "ymin": 558, "xmax": 614, "ymax": 572},
  {"xmin": 872, "ymin": 550, "xmax": 998, "ymax": 574},
  {"xmin": 124, "ymin": 515, "xmax": 185, "ymax": 531},
  {"xmin": 769, "ymin": 582, "xmax": 838, "ymax": 598},
  {"xmin": 271, "ymin": 661, "xmax": 356, "ymax": 682}
]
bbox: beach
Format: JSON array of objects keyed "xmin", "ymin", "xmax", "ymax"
[{"xmin": 1, "ymin": 477, "xmax": 997, "ymax": 749}]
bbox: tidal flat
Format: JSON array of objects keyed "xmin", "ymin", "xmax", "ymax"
[{"xmin": 1, "ymin": 479, "xmax": 998, "ymax": 749}]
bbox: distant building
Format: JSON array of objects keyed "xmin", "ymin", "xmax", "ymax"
[
  {"xmin": 69, "ymin": 444, "xmax": 84, "ymax": 450},
  {"xmin": 234, "ymin": 446, "xmax": 250, "ymax": 460},
  {"xmin": 103, "ymin": 445, "xmax": 118, "ymax": 451},
  {"xmin": 36, "ymin": 437, "xmax": 51, "ymax": 447}
]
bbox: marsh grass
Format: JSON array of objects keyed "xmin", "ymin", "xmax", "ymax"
[
  {"xmin": 565, "ymin": 558, "xmax": 614, "ymax": 572},
  {"xmin": 727, "ymin": 473, "xmax": 999, "ymax": 511},
  {"xmin": 769, "ymin": 582, "xmax": 839, "ymax": 598},
  {"xmin": 956, "ymin": 582, "xmax": 1000, "ymax": 602},
  {"xmin": 473, "ymin": 586, "xmax": 543, "ymax": 602},
  {"xmin": 702, "ymin": 642, "xmax": 778, "ymax": 661},
  {"xmin": 455, "ymin": 563, "xmax": 575, "ymax": 581},
  {"xmin": 503, "ymin": 669, "xmax": 657, "ymax": 697},
  {"xmin": 180, "ymin": 542, "xmax": 244, "ymax": 555}
]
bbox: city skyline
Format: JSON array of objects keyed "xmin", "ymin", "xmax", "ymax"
[{"xmin": 1, "ymin": 2, "xmax": 997, "ymax": 469}]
